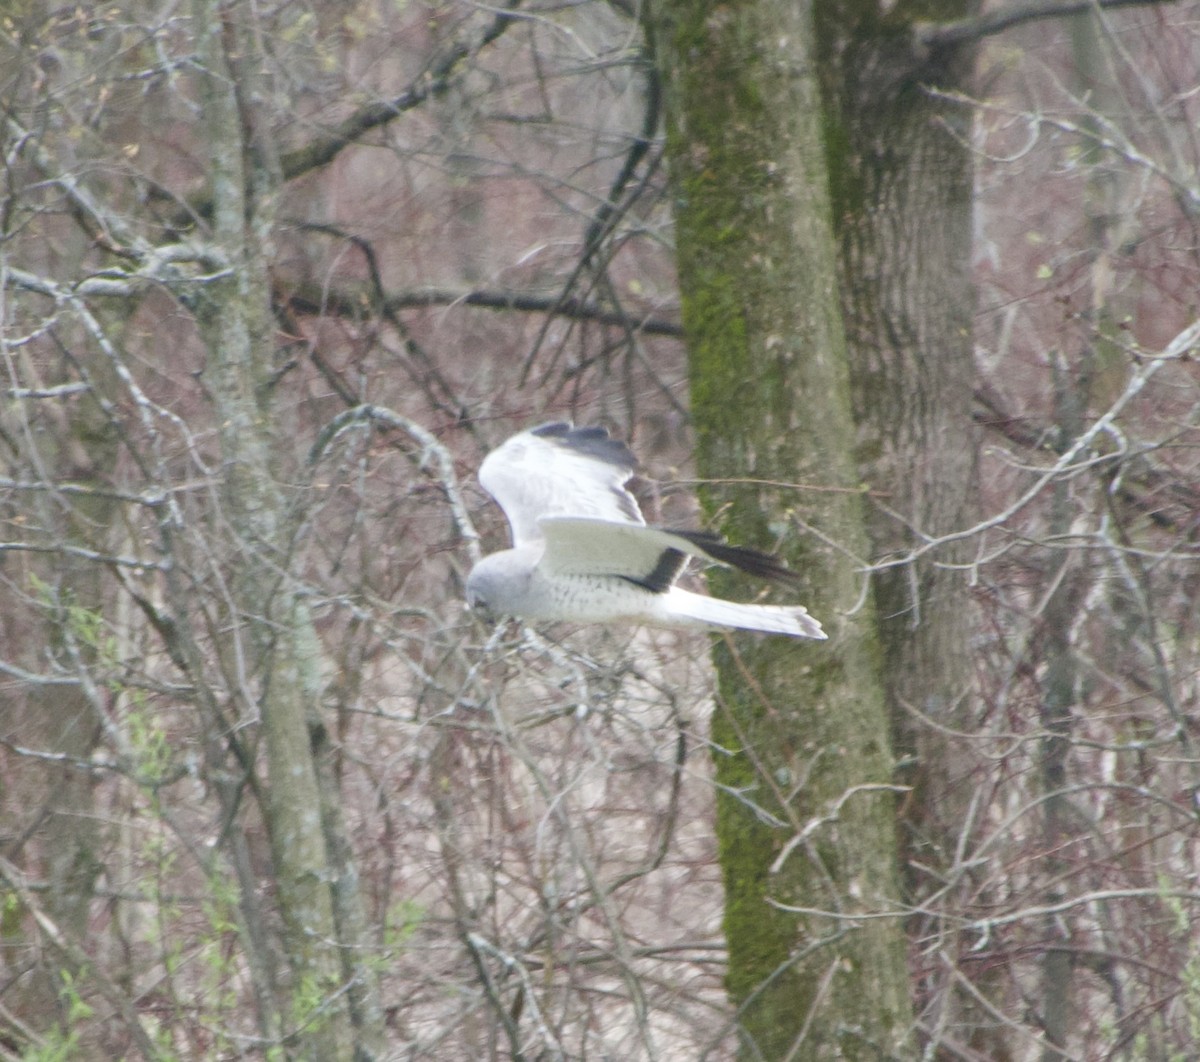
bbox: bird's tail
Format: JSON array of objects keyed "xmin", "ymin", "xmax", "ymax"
[{"xmin": 663, "ymin": 588, "xmax": 827, "ymax": 640}]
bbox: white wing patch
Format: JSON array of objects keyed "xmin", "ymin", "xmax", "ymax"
[
  {"xmin": 539, "ymin": 518, "xmax": 692, "ymax": 588},
  {"xmin": 479, "ymin": 422, "xmax": 643, "ymax": 546}
]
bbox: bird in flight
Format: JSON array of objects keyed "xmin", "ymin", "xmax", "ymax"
[{"xmin": 465, "ymin": 422, "xmax": 826, "ymax": 640}]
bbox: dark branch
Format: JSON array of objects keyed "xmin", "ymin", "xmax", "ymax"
[
  {"xmin": 973, "ymin": 385, "xmax": 1200, "ymax": 535},
  {"xmin": 281, "ymin": 282, "xmax": 684, "ymax": 338},
  {"xmin": 518, "ymin": 51, "xmax": 665, "ymax": 388},
  {"xmin": 581, "ymin": 53, "xmax": 661, "ymax": 267},
  {"xmin": 277, "ymin": 0, "xmax": 524, "ymax": 182},
  {"xmin": 915, "ymin": 0, "xmax": 1167, "ymax": 53},
  {"xmin": 164, "ymin": 1, "xmax": 524, "ymax": 231}
]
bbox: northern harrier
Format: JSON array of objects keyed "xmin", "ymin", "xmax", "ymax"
[{"xmin": 465, "ymin": 422, "xmax": 826, "ymax": 639}]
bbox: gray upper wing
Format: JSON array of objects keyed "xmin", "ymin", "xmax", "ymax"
[
  {"xmin": 479, "ymin": 423, "xmax": 644, "ymax": 546},
  {"xmin": 539, "ymin": 517, "xmax": 806, "ymax": 593}
]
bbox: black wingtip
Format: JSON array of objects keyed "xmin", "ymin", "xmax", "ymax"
[
  {"xmin": 670, "ymin": 529, "xmax": 805, "ymax": 586},
  {"xmin": 619, "ymin": 547, "xmax": 689, "ymax": 594},
  {"xmin": 531, "ymin": 421, "xmax": 639, "ymax": 472}
]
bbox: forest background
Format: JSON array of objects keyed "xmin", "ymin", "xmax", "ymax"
[{"xmin": 1, "ymin": 0, "xmax": 1198, "ymax": 1059}]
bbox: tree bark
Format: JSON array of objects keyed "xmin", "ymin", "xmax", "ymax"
[
  {"xmin": 813, "ymin": 2, "xmax": 985, "ymax": 1049},
  {"xmin": 648, "ymin": 0, "xmax": 914, "ymax": 1055},
  {"xmin": 190, "ymin": 2, "xmax": 380, "ymax": 1056},
  {"xmin": 815, "ymin": 0, "xmax": 980, "ymax": 848},
  {"xmin": 16, "ymin": 392, "xmax": 113, "ymax": 1038}
]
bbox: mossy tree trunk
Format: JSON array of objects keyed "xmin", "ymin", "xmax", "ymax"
[
  {"xmin": 648, "ymin": 0, "xmax": 914, "ymax": 1055},
  {"xmin": 814, "ymin": 0, "xmax": 980, "ymax": 884},
  {"xmin": 805, "ymin": 0, "xmax": 981, "ymax": 958},
  {"xmin": 813, "ymin": 6, "xmax": 997, "ymax": 1051}
]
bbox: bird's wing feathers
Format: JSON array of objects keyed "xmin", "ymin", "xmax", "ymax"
[
  {"xmin": 661, "ymin": 588, "xmax": 827, "ymax": 640},
  {"xmin": 664, "ymin": 529, "xmax": 807, "ymax": 587},
  {"xmin": 474, "ymin": 422, "xmax": 826, "ymax": 640},
  {"xmin": 539, "ymin": 518, "xmax": 805, "ymax": 592},
  {"xmin": 538, "ymin": 519, "xmax": 690, "ymax": 589},
  {"xmin": 479, "ymin": 422, "xmax": 644, "ymax": 546}
]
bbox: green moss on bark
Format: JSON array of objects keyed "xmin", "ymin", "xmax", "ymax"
[{"xmin": 648, "ymin": 0, "xmax": 914, "ymax": 1054}]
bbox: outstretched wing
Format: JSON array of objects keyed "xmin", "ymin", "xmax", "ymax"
[
  {"xmin": 479, "ymin": 422, "xmax": 644, "ymax": 546},
  {"xmin": 539, "ymin": 517, "xmax": 808, "ymax": 593}
]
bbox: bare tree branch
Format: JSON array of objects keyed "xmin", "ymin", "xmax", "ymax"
[
  {"xmin": 914, "ymin": 0, "xmax": 1171, "ymax": 54},
  {"xmin": 870, "ymin": 317, "xmax": 1200, "ymax": 573},
  {"xmin": 283, "ymin": 281, "xmax": 683, "ymax": 337}
]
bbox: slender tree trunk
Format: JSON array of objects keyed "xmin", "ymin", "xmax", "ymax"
[
  {"xmin": 0, "ymin": 288, "xmax": 124, "ymax": 1039},
  {"xmin": 21, "ymin": 427, "xmax": 112, "ymax": 1037},
  {"xmin": 1031, "ymin": 16, "xmax": 1137, "ymax": 1055},
  {"xmin": 1038, "ymin": 454, "xmax": 1080, "ymax": 1061},
  {"xmin": 190, "ymin": 3, "xmax": 380, "ymax": 1056},
  {"xmin": 648, "ymin": 0, "xmax": 914, "ymax": 1055}
]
